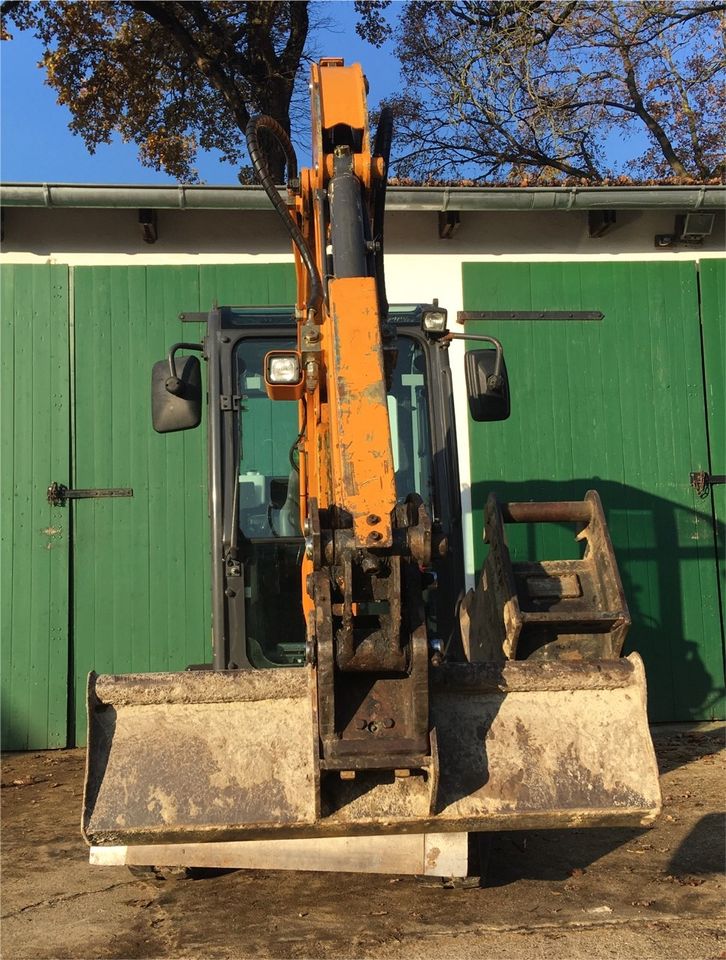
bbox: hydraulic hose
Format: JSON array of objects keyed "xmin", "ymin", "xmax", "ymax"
[
  {"xmin": 372, "ymin": 107, "xmax": 393, "ymax": 317},
  {"xmin": 245, "ymin": 115, "xmax": 323, "ymax": 313}
]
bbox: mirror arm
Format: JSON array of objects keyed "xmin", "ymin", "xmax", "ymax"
[
  {"xmin": 166, "ymin": 342, "xmax": 204, "ymax": 395},
  {"xmin": 442, "ymin": 332, "xmax": 504, "ymax": 385}
]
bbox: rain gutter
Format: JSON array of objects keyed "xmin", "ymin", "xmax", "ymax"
[{"xmin": 0, "ymin": 182, "xmax": 723, "ymax": 212}]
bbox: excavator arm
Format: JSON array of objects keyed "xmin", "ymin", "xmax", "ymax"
[{"xmin": 246, "ymin": 60, "xmax": 435, "ymax": 780}]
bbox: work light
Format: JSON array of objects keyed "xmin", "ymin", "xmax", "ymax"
[
  {"xmin": 267, "ymin": 353, "xmax": 302, "ymax": 384},
  {"xmin": 421, "ymin": 304, "xmax": 448, "ymax": 338}
]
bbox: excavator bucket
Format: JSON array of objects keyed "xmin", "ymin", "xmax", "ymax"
[{"xmin": 83, "ymin": 652, "xmax": 660, "ymax": 846}]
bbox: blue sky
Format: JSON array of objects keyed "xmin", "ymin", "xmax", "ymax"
[
  {"xmin": 0, "ymin": 2, "xmax": 401, "ymax": 184},
  {"xmin": 1, "ymin": 2, "xmax": 646, "ymax": 185}
]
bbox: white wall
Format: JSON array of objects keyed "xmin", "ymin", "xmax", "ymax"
[{"xmin": 1, "ymin": 205, "xmax": 724, "ymax": 263}]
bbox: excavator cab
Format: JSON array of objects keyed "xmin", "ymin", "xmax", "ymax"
[{"xmin": 82, "ymin": 61, "xmax": 659, "ymax": 872}]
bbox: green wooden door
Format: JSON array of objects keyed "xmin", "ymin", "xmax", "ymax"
[
  {"xmin": 70, "ymin": 264, "xmax": 296, "ymax": 742},
  {"xmin": 699, "ymin": 260, "xmax": 726, "ymax": 686},
  {"xmin": 462, "ymin": 261, "xmax": 725, "ymax": 722},
  {"xmin": 1, "ymin": 265, "xmax": 70, "ymax": 749}
]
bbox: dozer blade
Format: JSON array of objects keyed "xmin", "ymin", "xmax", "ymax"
[{"xmin": 83, "ymin": 654, "xmax": 660, "ymax": 846}]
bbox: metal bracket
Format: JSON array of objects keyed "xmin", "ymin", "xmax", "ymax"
[
  {"xmin": 690, "ymin": 472, "xmax": 726, "ymax": 497},
  {"xmin": 438, "ymin": 211, "xmax": 460, "ymax": 240},
  {"xmin": 457, "ymin": 311, "xmax": 604, "ymax": 322},
  {"xmin": 588, "ymin": 210, "xmax": 616, "ymax": 239},
  {"xmin": 178, "ymin": 312, "xmax": 210, "ymax": 323},
  {"xmin": 139, "ymin": 209, "xmax": 158, "ymax": 244},
  {"xmin": 47, "ymin": 483, "xmax": 133, "ymax": 507},
  {"xmin": 220, "ymin": 395, "xmax": 241, "ymax": 412}
]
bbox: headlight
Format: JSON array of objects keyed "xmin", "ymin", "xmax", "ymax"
[
  {"xmin": 421, "ymin": 305, "xmax": 448, "ymax": 336},
  {"xmin": 267, "ymin": 353, "xmax": 301, "ymax": 384}
]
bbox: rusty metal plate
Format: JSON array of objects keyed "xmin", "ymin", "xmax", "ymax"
[{"xmin": 84, "ymin": 655, "xmax": 660, "ymax": 845}]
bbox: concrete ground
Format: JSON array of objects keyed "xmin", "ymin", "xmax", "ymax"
[{"xmin": 1, "ymin": 725, "xmax": 724, "ymax": 960}]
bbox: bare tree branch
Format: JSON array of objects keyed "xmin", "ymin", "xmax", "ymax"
[{"xmin": 373, "ymin": 0, "xmax": 723, "ymax": 182}]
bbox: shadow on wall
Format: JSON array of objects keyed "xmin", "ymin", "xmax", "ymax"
[
  {"xmin": 468, "ymin": 478, "xmax": 725, "ymax": 722},
  {"xmin": 0, "ymin": 208, "xmax": 293, "ymax": 256}
]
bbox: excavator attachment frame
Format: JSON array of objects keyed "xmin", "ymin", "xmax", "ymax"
[{"xmin": 462, "ymin": 490, "xmax": 632, "ymax": 663}]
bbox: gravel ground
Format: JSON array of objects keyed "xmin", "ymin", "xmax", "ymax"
[{"xmin": 1, "ymin": 724, "xmax": 724, "ymax": 960}]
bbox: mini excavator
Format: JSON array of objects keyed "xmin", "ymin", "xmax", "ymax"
[{"xmin": 83, "ymin": 60, "xmax": 660, "ymax": 877}]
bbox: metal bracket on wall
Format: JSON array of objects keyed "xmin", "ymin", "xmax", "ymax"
[
  {"xmin": 47, "ymin": 483, "xmax": 134, "ymax": 507},
  {"xmin": 457, "ymin": 311, "xmax": 604, "ymax": 322},
  {"xmin": 588, "ymin": 210, "xmax": 616, "ymax": 239},
  {"xmin": 138, "ymin": 209, "xmax": 158, "ymax": 244},
  {"xmin": 179, "ymin": 312, "xmax": 209, "ymax": 323},
  {"xmin": 438, "ymin": 211, "xmax": 461, "ymax": 239}
]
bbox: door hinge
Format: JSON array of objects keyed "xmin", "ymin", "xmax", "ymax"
[
  {"xmin": 220, "ymin": 395, "xmax": 241, "ymax": 411},
  {"xmin": 47, "ymin": 482, "xmax": 134, "ymax": 507},
  {"xmin": 457, "ymin": 310, "xmax": 604, "ymax": 322},
  {"xmin": 690, "ymin": 472, "xmax": 726, "ymax": 497}
]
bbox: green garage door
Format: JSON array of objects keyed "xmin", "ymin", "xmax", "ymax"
[
  {"xmin": 463, "ymin": 260, "xmax": 725, "ymax": 722},
  {"xmin": 70, "ymin": 264, "xmax": 296, "ymax": 742},
  {"xmin": 1, "ymin": 265, "xmax": 70, "ymax": 749},
  {"xmin": 699, "ymin": 260, "xmax": 726, "ymax": 649}
]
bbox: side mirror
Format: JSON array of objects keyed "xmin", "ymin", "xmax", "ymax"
[
  {"xmin": 151, "ymin": 354, "xmax": 202, "ymax": 433},
  {"xmin": 465, "ymin": 348, "xmax": 510, "ymax": 422}
]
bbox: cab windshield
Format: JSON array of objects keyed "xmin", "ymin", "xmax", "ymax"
[{"xmin": 234, "ymin": 333, "xmax": 433, "ymax": 666}]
